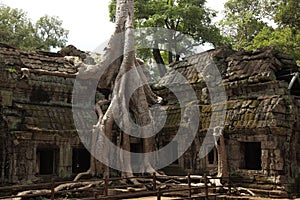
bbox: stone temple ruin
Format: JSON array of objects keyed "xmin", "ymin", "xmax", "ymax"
[
  {"xmin": 0, "ymin": 43, "xmax": 89, "ymax": 183},
  {"xmin": 0, "ymin": 43, "xmax": 300, "ymax": 192},
  {"xmin": 155, "ymin": 47, "xmax": 300, "ymax": 192}
]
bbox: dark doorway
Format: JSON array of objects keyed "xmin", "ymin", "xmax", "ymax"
[
  {"xmin": 208, "ymin": 149, "xmax": 214, "ymax": 164},
  {"xmin": 0, "ymin": 142, "xmax": 9, "ymax": 181},
  {"xmin": 72, "ymin": 148, "xmax": 90, "ymax": 174},
  {"xmin": 207, "ymin": 146, "xmax": 218, "ymax": 165},
  {"xmin": 37, "ymin": 148, "xmax": 57, "ymax": 175},
  {"xmin": 241, "ymin": 142, "xmax": 262, "ymax": 170}
]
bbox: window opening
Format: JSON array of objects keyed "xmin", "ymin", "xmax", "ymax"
[
  {"xmin": 36, "ymin": 148, "xmax": 58, "ymax": 175},
  {"xmin": 240, "ymin": 142, "xmax": 262, "ymax": 170}
]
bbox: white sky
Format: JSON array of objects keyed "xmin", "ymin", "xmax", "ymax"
[{"xmin": 0, "ymin": 0, "xmax": 226, "ymax": 52}]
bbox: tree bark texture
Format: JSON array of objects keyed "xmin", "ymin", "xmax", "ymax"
[
  {"xmin": 75, "ymin": 0, "xmax": 161, "ymax": 179},
  {"xmin": 152, "ymin": 43, "xmax": 167, "ymax": 77}
]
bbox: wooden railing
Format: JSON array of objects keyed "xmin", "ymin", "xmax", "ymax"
[{"xmin": 0, "ymin": 174, "xmax": 293, "ymax": 200}]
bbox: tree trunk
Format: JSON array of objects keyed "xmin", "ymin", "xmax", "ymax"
[
  {"xmin": 74, "ymin": 100, "xmax": 110, "ymax": 181},
  {"xmin": 167, "ymin": 29, "xmax": 174, "ymax": 64},
  {"xmin": 74, "ymin": 0, "xmax": 162, "ymax": 179},
  {"xmin": 152, "ymin": 43, "xmax": 167, "ymax": 77},
  {"xmin": 168, "ymin": 49, "xmax": 173, "ymax": 64}
]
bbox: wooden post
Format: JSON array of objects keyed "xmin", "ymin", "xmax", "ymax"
[
  {"xmin": 104, "ymin": 175, "xmax": 108, "ymax": 196},
  {"xmin": 188, "ymin": 173, "xmax": 192, "ymax": 198},
  {"xmin": 51, "ymin": 178, "xmax": 54, "ymax": 200},
  {"xmin": 153, "ymin": 172, "xmax": 157, "ymax": 191},
  {"xmin": 204, "ymin": 174, "xmax": 208, "ymax": 200},
  {"xmin": 228, "ymin": 173, "xmax": 232, "ymax": 196},
  {"xmin": 157, "ymin": 187, "xmax": 161, "ymax": 200}
]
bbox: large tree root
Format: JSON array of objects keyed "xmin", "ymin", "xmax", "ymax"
[
  {"xmin": 73, "ymin": 169, "xmax": 93, "ymax": 182},
  {"xmin": 12, "ymin": 180, "xmax": 103, "ymax": 200}
]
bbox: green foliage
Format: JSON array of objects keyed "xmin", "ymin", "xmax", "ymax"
[
  {"xmin": 220, "ymin": 0, "xmax": 268, "ymax": 49},
  {"xmin": 5, "ymin": 68, "xmax": 17, "ymax": 73},
  {"xmin": 109, "ymin": 0, "xmax": 225, "ymax": 65},
  {"xmin": 221, "ymin": 0, "xmax": 300, "ymax": 63},
  {"xmin": 275, "ymin": 0, "xmax": 300, "ymax": 30},
  {"xmin": 0, "ymin": 4, "xmax": 68, "ymax": 51},
  {"xmin": 34, "ymin": 15, "xmax": 69, "ymax": 51},
  {"xmin": 249, "ymin": 26, "xmax": 300, "ymax": 60}
]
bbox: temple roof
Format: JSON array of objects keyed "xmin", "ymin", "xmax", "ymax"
[
  {"xmin": 155, "ymin": 47, "xmax": 300, "ymax": 134},
  {"xmin": 0, "ymin": 43, "xmax": 78, "ymax": 75},
  {"xmin": 157, "ymin": 47, "xmax": 298, "ymax": 87},
  {"xmin": 0, "ymin": 43, "xmax": 94, "ymax": 135},
  {"xmin": 1, "ymin": 43, "xmax": 299, "ymax": 135}
]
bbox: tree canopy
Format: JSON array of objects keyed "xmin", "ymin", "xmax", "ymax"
[
  {"xmin": 0, "ymin": 4, "xmax": 69, "ymax": 51},
  {"xmin": 220, "ymin": 0, "xmax": 300, "ymax": 63},
  {"xmin": 275, "ymin": 0, "xmax": 300, "ymax": 30},
  {"xmin": 109, "ymin": 0, "xmax": 225, "ymax": 76}
]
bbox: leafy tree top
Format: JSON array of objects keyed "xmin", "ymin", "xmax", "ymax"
[
  {"xmin": 110, "ymin": 0, "xmax": 222, "ymax": 45},
  {"xmin": 220, "ymin": 0, "xmax": 300, "ymax": 63},
  {"xmin": 108, "ymin": 0, "xmax": 225, "ymax": 77},
  {"xmin": 0, "ymin": 4, "xmax": 69, "ymax": 51}
]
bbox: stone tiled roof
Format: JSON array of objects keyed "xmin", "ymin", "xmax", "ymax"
[
  {"xmin": 0, "ymin": 43, "xmax": 85, "ymax": 134},
  {"xmin": 0, "ymin": 43, "xmax": 77, "ymax": 74},
  {"xmin": 155, "ymin": 47, "xmax": 300, "ymax": 133},
  {"xmin": 202, "ymin": 95, "xmax": 296, "ymax": 131},
  {"xmin": 224, "ymin": 48, "xmax": 298, "ymax": 83},
  {"xmin": 158, "ymin": 47, "xmax": 298, "ymax": 87},
  {"xmin": 1, "ymin": 43, "xmax": 299, "ymax": 135}
]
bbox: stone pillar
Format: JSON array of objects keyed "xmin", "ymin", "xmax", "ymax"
[{"xmin": 58, "ymin": 142, "xmax": 72, "ymax": 178}]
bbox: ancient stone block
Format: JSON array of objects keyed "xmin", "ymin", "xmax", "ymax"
[
  {"xmin": 1, "ymin": 90, "xmax": 13, "ymax": 106},
  {"xmin": 261, "ymin": 141, "xmax": 278, "ymax": 149}
]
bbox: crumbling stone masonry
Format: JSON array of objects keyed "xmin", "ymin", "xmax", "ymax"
[
  {"xmin": 1, "ymin": 43, "xmax": 300, "ymax": 191},
  {"xmin": 0, "ymin": 43, "xmax": 92, "ymax": 183},
  {"xmin": 155, "ymin": 47, "xmax": 300, "ymax": 191}
]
